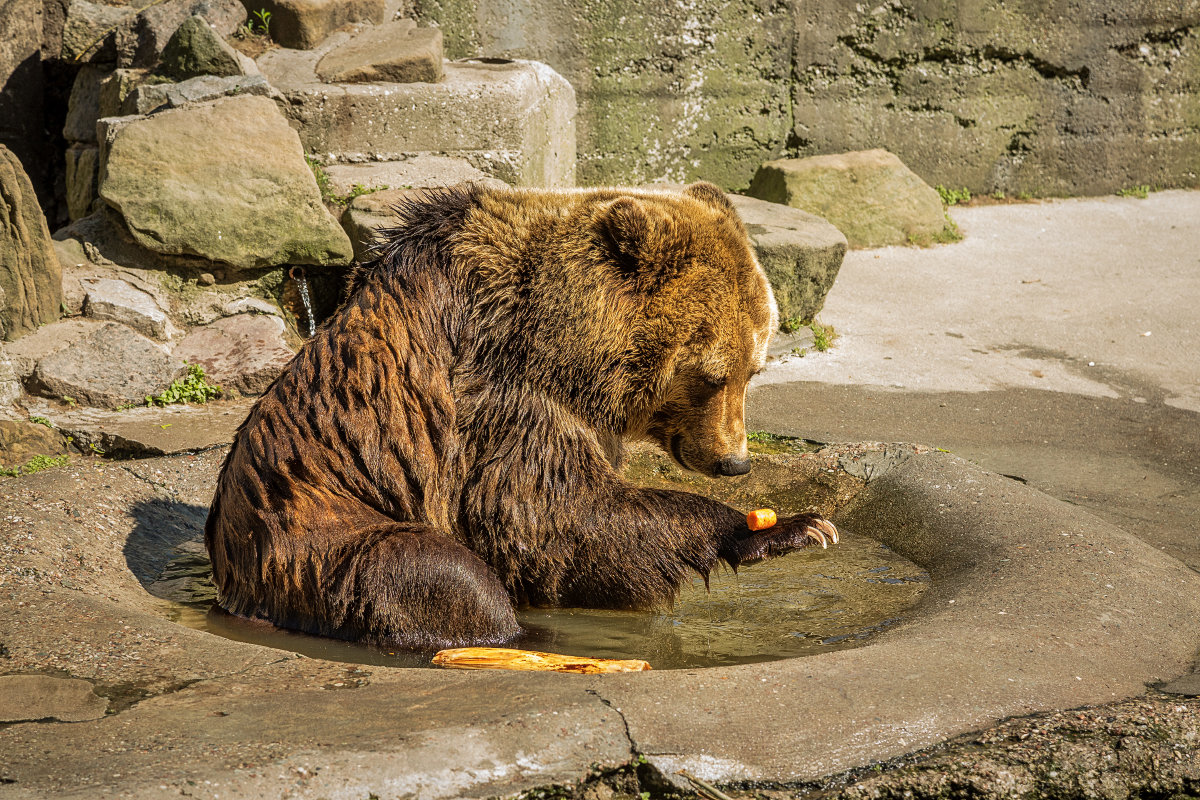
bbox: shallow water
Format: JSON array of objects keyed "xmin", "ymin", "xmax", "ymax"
[{"xmin": 155, "ymin": 532, "xmax": 928, "ymax": 671}]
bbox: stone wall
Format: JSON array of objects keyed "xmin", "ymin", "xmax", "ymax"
[{"xmin": 412, "ymin": 0, "xmax": 1200, "ymax": 195}]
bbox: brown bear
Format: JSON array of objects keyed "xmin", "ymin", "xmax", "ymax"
[{"xmin": 205, "ymin": 182, "xmax": 839, "ymax": 649}]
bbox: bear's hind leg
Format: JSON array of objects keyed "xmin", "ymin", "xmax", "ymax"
[{"xmin": 286, "ymin": 523, "xmax": 521, "ymax": 649}]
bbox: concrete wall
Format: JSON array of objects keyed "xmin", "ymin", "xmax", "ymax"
[{"xmin": 411, "ymin": 0, "xmax": 1200, "ymax": 196}]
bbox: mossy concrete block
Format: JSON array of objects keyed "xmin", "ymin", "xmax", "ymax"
[
  {"xmin": 748, "ymin": 150, "xmax": 947, "ymax": 248},
  {"xmin": 414, "ymin": 0, "xmax": 792, "ymax": 191},
  {"xmin": 97, "ymin": 94, "xmax": 353, "ymax": 272},
  {"xmin": 315, "ymin": 19, "xmax": 444, "ymax": 84},
  {"xmin": 252, "ymin": 0, "xmax": 386, "ymax": 49},
  {"xmin": 0, "ymin": 146, "xmax": 62, "ymax": 342},
  {"xmin": 727, "ymin": 194, "xmax": 846, "ymax": 325},
  {"xmin": 260, "ymin": 49, "xmax": 576, "ymax": 187}
]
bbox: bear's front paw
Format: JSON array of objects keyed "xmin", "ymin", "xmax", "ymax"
[{"xmin": 733, "ymin": 514, "xmax": 840, "ymax": 566}]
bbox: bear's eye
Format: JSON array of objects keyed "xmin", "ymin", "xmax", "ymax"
[{"xmin": 700, "ymin": 374, "xmax": 728, "ymax": 389}]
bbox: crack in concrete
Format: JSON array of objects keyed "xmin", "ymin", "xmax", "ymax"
[{"xmin": 585, "ymin": 687, "xmax": 641, "ymax": 757}]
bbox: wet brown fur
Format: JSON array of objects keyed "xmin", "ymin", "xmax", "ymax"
[{"xmin": 205, "ymin": 183, "xmax": 802, "ymax": 649}]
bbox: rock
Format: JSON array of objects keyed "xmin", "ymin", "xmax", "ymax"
[
  {"xmin": 341, "ymin": 187, "xmax": 422, "ymax": 258},
  {"xmin": 98, "ymin": 94, "xmax": 354, "ymax": 272},
  {"xmin": 323, "ymin": 154, "xmax": 494, "ymax": 195},
  {"xmin": 63, "ymin": 64, "xmax": 106, "ymax": 144},
  {"xmin": 197, "ymin": 272, "xmax": 215, "ymax": 286},
  {"xmin": 3, "ymin": 319, "xmax": 96, "ymax": 381},
  {"xmin": 747, "ymin": 150, "xmax": 950, "ymax": 248},
  {"xmin": 1159, "ymin": 669, "xmax": 1200, "ymax": 697},
  {"xmin": 157, "ymin": 15, "xmax": 253, "ymax": 80},
  {"xmin": 254, "ymin": 0, "xmax": 386, "ymax": 50},
  {"xmin": 315, "ymin": 19, "xmax": 443, "ymax": 84},
  {"xmin": 82, "ymin": 277, "xmax": 177, "ymax": 341},
  {"xmin": 0, "ymin": 420, "xmax": 66, "ymax": 470},
  {"xmin": 116, "ymin": 0, "xmax": 246, "ymax": 69},
  {"xmin": 259, "ymin": 51, "xmax": 576, "ymax": 187},
  {"xmin": 121, "ymin": 72, "xmax": 276, "ymax": 116},
  {"xmin": 0, "ymin": 0, "xmax": 49, "ymax": 203},
  {"xmin": 728, "ymin": 194, "xmax": 847, "ymax": 325},
  {"xmin": 22, "ymin": 397, "xmax": 254, "ymax": 457},
  {"xmin": 60, "ymin": 0, "xmax": 136, "ymax": 62},
  {"xmin": 0, "ymin": 343, "xmax": 22, "ymax": 405},
  {"xmin": 65, "ymin": 143, "xmax": 100, "ymax": 221},
  {"xmin": 0, "ymin": 145, "xmax": 62, "ymax": 342},
  {"xmin": 0, "ymin": 675, "xmax": 107, "ymax": 723},
  {"xmin": 173, "ymin": 313, "xmax": 296, "ymax": 395},
  {"xmin": 32, "ymin": 321, "xmax": 185, "ymax": 408},
  {"xmin": 98, "ymin": 68, "xmax": 148, "ymax": 118}
]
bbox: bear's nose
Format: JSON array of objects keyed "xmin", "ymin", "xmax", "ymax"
[{"xmin": 714, "ymin": 455, "xmax": 752, "ymax": 476}]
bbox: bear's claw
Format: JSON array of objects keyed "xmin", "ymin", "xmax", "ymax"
[{"xmin": 733, "ymin": 514, "xmax": 841, "ymax": 565}]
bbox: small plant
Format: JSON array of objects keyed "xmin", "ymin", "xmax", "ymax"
[
  {"xmin": 306, "ymin": 157, "xmax": 390, "ymax": 207},
  {"xmin": 991, "ymin": 190, "xmax": 1006, "ymax": 200},
  {"xmin": 810, "ymin": 321, "xmax": 836, "ymax": 352},
  {"xmin": 61, "ymin": 395, "xmax": 77, "ymax": 408},
  {"xmin": 28, "ymin": 416, "xmax": 53, "ymax": 428},
  {"xmin": 251, "ymin": 7, "xmax": 272, "ymax": 35},
  {"xmin": 1116, "ymin": 184, "xmax": 1151, "ymax": 199},
  {"xmin": 145, "ymin": 363, "xmax": 222, "ymax": 407},
  {"xmin": 936, "ymin": 185, "xmax": 971, "ymax": 206},
  {"xmin": 1, "ymin": 454, "xmax": 70, "ymax": 478}
]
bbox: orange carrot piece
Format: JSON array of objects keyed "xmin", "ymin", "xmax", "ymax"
[{"xmin": 746, "ymin": 508, "xmax": 777, "ymax": 531}]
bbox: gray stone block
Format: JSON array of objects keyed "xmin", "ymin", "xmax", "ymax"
[
  {"xmin": 82, "ymin": 277, "xmax": 177, "ymax": 341},
  {"xmin": 33, "ymin": 321, "xmax": 185, "ymax": 408},
  {"xmin": 260, "ymin": 49, "xmax": 576, "ymax": 187},
  {"xmin": 122, "ymin": 73, "xmax": 276, "ymax": 115},
  {"xmin": 315, "ymin": 19, "xmax": 443, "ymax": 84},
  {"xmin": 158, "ymin": 15, "xmax": 252, "ymax": 81},
  {"xmin": 323, "ymin": 155, "xmax": 496, "ymax": 194}
]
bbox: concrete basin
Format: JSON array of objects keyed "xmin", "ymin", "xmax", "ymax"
[{"xmin": 1, "ymin": 441, "xmax": 1197, "ymax": 797}]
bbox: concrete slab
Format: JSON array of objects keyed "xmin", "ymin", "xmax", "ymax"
[
  {"xmin": 1, "ymin": 444, "xmax": 1197, "ymax": 795},
  {"xmin": 259, "ymin": 46, "xmax": 576, "ymax": 187},
  {"xmin": 748, "ymin": 190, "xmax": 1200, "ymax": 572}
]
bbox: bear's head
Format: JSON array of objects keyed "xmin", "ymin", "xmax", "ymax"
[{"xmin": 602, "ymin": 183, "xmax": 779, "ymax": 478}]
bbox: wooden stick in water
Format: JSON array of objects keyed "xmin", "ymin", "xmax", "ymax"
[{"xmin": 432, "ymin": 647, "xmax": 651, "ymax": 673}]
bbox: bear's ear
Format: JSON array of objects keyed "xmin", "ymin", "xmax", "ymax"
[
  {"xmin": 599, "ymin": 196, "xmax": 653, "ymax": 275},
  {"xmin": 684, "ymin": 181, "xmax": 735, "ymax": 214}
]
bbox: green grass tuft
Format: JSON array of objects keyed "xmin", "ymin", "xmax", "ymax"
[
  {"xmin": 1116, "ymin": 185, "xmax": 1151, "ymax": 199},
  {"xmin": 146, "ymin": 363, "xmax": 222, "ymax": 407},
  {"xmin": 936, "ymin": 185, "xmax": 971, "ymax": 206},
  {"xmin": 1, "ymin": 454, "xmax": 70, "ymax": 478}
]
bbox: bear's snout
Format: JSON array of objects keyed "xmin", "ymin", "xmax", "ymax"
[{"xmin": 713, "ymin": 454, "xmax": 752, "ymax": 476}]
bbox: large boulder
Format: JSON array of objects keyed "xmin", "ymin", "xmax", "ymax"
[
  {"xmin": 315, "ymin": 19, "xmax": 443, "ymax": 84},
  {"xmin": 0, "ymin": 421, "xmax": 67, "ymax": 472},
  {"xmin": 82, "ymin": 277, "xmax": 177, "ymax": 341},
  {"xmin": 63, "ymin": 64, "xmax": 106, "ymax": 144},
  {"xmin": 252, "ymin": 0, "xmax": 385, "ymax": 50},
  {"xmin": 98, "ymin": 94, "xmax": 354, "ymax": 272},
  {"xmin": 32, "ymin": 321, "xmax": 185, "ymax": 408},
  {"xmin": 64, "ymin": 143, "xmax": 100, "ymax": 221},
  {"xmin": 748, "ymin": 150, "xmax": 950, "ymax": 248},
  {"xmin": 0, "ymin": 146, "xmax": 62, "ymax": 342},
  {"xmin": 727, "ymin": 194, "xmax": 846, "ymax": 326},
  {"xmin": 60, "ymin": 0, "xmax": 136, "ymax": 62}
]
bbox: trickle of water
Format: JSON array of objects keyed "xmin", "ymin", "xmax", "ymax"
[{"xmin": 291, "ymin": 266, "xmax": 316, "ymax": 337}]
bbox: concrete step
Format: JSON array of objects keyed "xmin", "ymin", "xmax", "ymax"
[{"xmin": 259, "ymin": 42, "xmax": 576, "ymax": 188}]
